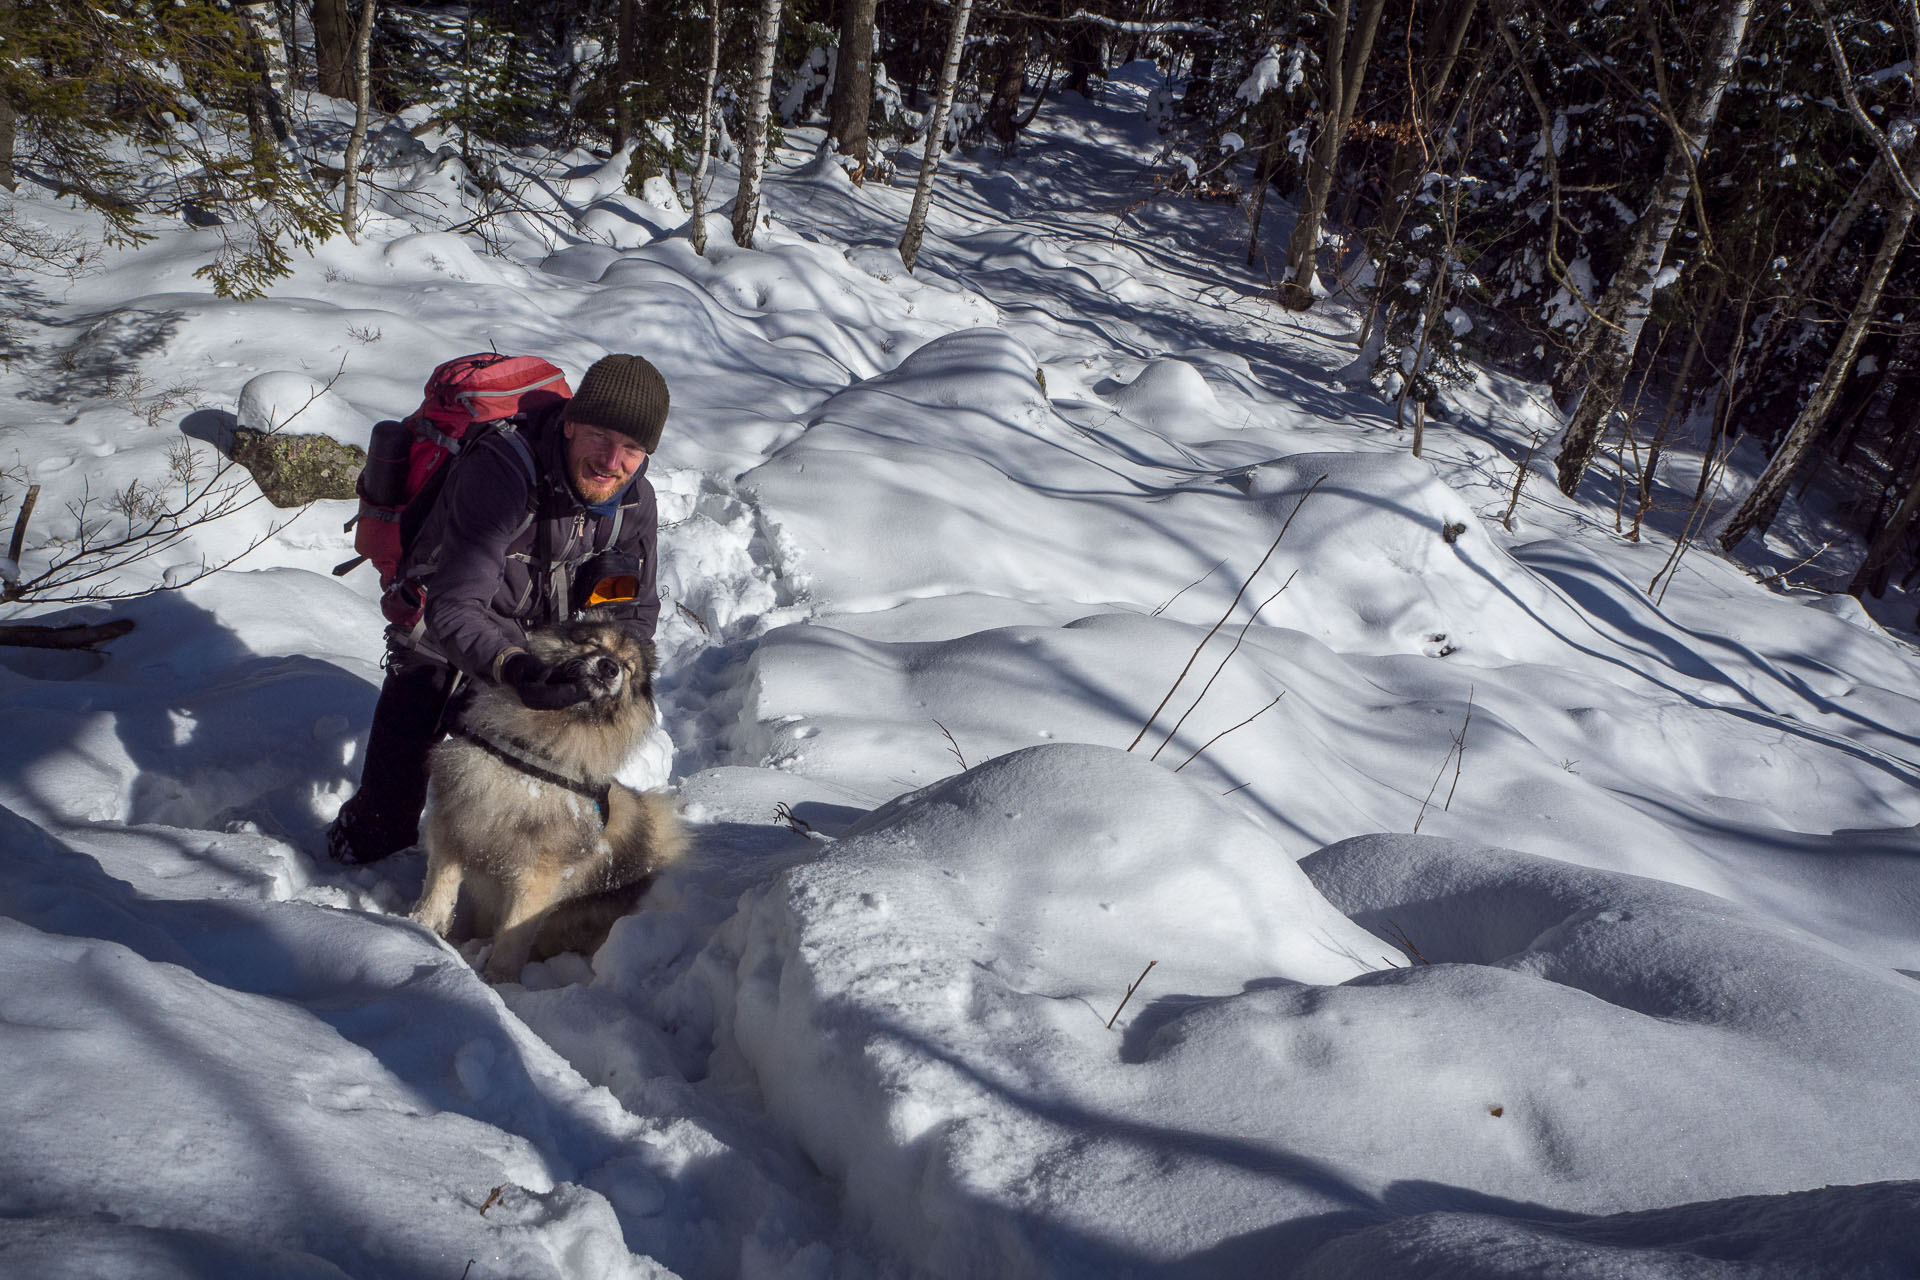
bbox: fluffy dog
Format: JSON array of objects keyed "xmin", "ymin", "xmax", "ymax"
[{"xmin": 410, "ymin": 621, "xmax": 686, "ymax": 982}]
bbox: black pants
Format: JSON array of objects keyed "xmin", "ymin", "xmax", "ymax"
[{"xmin": 333, "ymin": 653, "xmax": 463, "ymax": 861}]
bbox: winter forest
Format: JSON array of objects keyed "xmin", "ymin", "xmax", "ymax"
[{"xmin": 5, "ymin": 0, "xmax": 1920, "ymax": 1276}]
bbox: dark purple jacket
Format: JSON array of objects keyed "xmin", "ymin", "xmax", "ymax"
[{"xmin": 400, "ymin": 402, "xmax": 659, "ymax": 680}]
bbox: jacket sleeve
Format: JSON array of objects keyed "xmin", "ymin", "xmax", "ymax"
[
  {"xmin": 610, "ymin": 477, "xmax": 661, "ymax": 641},
  {"xmin": 422, "ymin": 440, "xmax": 535, "ymax": 680}
]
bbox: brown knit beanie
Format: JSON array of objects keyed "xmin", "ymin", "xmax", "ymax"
[{"xmin": 565, "ymin": 354, "xmax": 669, "ymax": 452}]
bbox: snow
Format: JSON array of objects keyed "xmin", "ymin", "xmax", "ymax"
[{"xmin": 3, "ymin": 70, "xmax": 1919, "ymax": 1279}]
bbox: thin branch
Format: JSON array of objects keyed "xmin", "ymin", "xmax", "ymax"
[
  {"xmin": 1151, "ymin": 554, "xmax": 1230, "ymax": 617},
  {"xmin": 1172, "ymin": 693, "xmax": 1286, "ymax": 772},
  {"xmin": 1129, "ymin": 475, "xmax": 1327, "ymax": 752},
  {"xmin": 1413, "ymin": 689, "xmax": 1474, "ymax": 833},
  {"xmin": 1808, "ymin": 0, "xmax": 1920, "ymax": 206},
  {"xmin": 1105, "ymin": 960, "xmax": 1157, "ymax": 1030},
  {"xmin": 934, "ymin": 719, "xmax": 969, "ymax": 771},
  {"xmin": 1152, "ymin": 575, "xmax": 1295, "ymax": 761}
]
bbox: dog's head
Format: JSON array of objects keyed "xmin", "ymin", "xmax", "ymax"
[{"xmin": 525, "ymin": 621, "xmax": 657, "ymax": 719}]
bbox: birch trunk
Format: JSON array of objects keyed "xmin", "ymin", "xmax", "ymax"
[
  {"xmin": 898, "ymin": 0, "xmax": 975, "ymax": 272},
  {"xmin": 1551, "ymin": 0, "xmax": 1753, "ymax": 495},
  {"xmin": 1717, "ymin": 186, "xmax": 1917, "ymax": 551},
  {"xmin": 340, "ymin": 0, "xmax": 379, "ymax": 244},
  {"xmin": 236, "ymin": 1, "xmax": 291, "ymax": 142},
  {"xmin": 1733, "ymin": 148, "xmax": 1903, "ymax": 425},
  {"xmin": 828, "ymin": 0, "xmax": 879, "ymax": 167},
  {"xmin": 1278, "ymin": 0, "xmax": 1387, "ymax": 309},
  {"xmin": 691, "ymin": 0, "xmax": 723, "ymax": 256},
  {"xmin": 731, "ymin": 0, "xmax": 784, "ymax": 250}
]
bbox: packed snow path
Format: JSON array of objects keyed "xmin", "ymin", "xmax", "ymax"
[{"xmin": 4, "ymin": 66, "xmax": 1920, "ymax": 1278}]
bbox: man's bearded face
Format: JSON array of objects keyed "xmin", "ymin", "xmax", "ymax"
[{"xmin": 563, "ymin": 419, "xmax": 647, "ymax": 504}]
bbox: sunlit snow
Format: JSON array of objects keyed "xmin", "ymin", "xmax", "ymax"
[{"xmin": 2, "ymin": 62, "xmax": 1918, "ymax": 1280}]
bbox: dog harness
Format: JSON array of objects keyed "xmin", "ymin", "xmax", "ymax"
[{"xmin": 447, "ymin": 722, "xmax": 614, "ymax": 827}]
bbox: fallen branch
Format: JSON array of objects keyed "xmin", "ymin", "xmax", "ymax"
[
  {"xmin": 0, "ymin": 619, "xmax": 136, "ymax": 650},
  {"xmin": 6, "ymin": 483, "xmax": 39, "ymax": 569}
]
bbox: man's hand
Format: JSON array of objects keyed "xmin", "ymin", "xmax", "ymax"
[{"xmin": 500, "ymin": 651, "xmax": 594, "ymax": 711}]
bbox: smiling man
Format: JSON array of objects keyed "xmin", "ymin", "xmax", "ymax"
[{"xmin": 327, "ymin": 353, "xmax": 668, "ymax": 866}]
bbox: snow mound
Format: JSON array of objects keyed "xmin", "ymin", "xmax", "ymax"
[
  {"xmin": 695, "ymin": 743, "xmax": 1388, "ymax": 1271},
  {"xmin": 0, "ymin": 805, "xmax": 662, "ymax": 1279},
  {"xmin": 1106, "ymin": 357, "xmax": 1219, "ymax": 425},
  {"xmin": 1300, "ymin": 833, "xmax": 1920, "ymax": 1054},
  {"xmin": 235, "ymin": 371, "xmax": 367, "ymax": 442},
  {"xmin": 1242, "ymin": 450, "xmax": 1577, "ymax": 661},
  {"xmin": 1295, "ymin": 1180, "xmax": 1920, "ymax": 1279}
]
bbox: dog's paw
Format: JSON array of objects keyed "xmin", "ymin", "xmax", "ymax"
[{"xmin": 408, "ymin": 907, "xmax": 453, "ymax": 938}]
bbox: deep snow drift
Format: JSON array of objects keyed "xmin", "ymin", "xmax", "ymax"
[{"xmin": 3, "ymin": 64, "xmax": 1919, "ymax": 1279}]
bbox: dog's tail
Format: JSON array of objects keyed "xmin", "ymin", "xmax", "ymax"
[{"xmin": 631, "ymin": 789, "xmax": 690, "ymax": 875}]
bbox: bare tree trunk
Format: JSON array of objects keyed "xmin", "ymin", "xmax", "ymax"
[
  {"xmin": 898, "ymin": 0, "xmax": 975, "ymax": 272},
  {"xmin": 828, "ymin": 0, "xmax": 879, "ymax": 167},
  {"xmin": 340, "ymin": 0, "xmax": 379, "ymax": 243},
  {"xmin": 1718, "ymin": 187, "xmax": 1917, "ymax": 551},
  {"xmin": 1551, "ymin": 0, "xmax": 1753, "ymax": 495},
  {"xmin": 1630, "ymin": 282, "xmax": 1721, "ymax": 540},
  {"xmin": 1732, "ymin": 154, "xmax": 1888, "ymax": 414},
  {"xmin": 1278, "ymin": 0, "xmax": 1387, "ymax": 309},
  {"xmin": 612, "ymin": 0, "xmax": 636, "ymax": 153},
  {"xmin": 1849, "ymin": 413, "xmax": 1920, "ymax": 596},
  {"xmin": 691, "ymin": 0, "xmax": 723, "ymax": 256},
  {"xmin": 731, "ymin": 0, "xmax": 784, "ymax": 249},
  {"xmin": 0, "ymin": 97, "xmax": 15, "ymax": 193},
  {"xmin": 314, "ymin": 0, "xmax": 354, "ymax": 99},
  {"xmin": 1354, "ymin": 0, "xmax": 1479, "ymax": 334},
  {"xmin": 985, "ymin": 19, "xmax": 1029, "ymax": 151}
]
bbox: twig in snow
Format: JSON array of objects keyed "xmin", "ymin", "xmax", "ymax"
[
  {"xmin": 6, "ymin": 483, "xmax": 39, "ymax": 568},
  {"xmin": 1152, "ymin": 575, "xmax": 1295, "ymax": 762},
  {"xmin": 1378, "ymin": 919, "xmax": 1429, "ymax": 964},
  {"xmin": 1151, "ymin": 553, "xmax": 1229, "ymax": 617},
  {"xmin": 1413, "ymin": 689, "xmax": 1474, "ymax": 834},
  {"xmin": 1106, "ymin": 960, "xmax": 1158, "ymax": 1030},
  {"xmin": 1753, "ymin": 541, "xmax": 1835, "ymax": 587},
  {"xmin": 1129, "ymin": 475, "xmax": 1326, "ymax": 752},
  {"xmin": 774, "ymin": 801, "xmax": 815, "ymax": 836},
  {"xmin": 1173, "ymin": 693, "xmax": 1286, "ymax": 773},
  {"xmin": 935, "ymin": 719, "xmax": 969, "ymax": 771},
  {"xmin": 477, "ymin": 1185, "xmax": 504, "ymax": 1216},
  {"xmin": 675, "ymin": 601, "xmax": 712, "ymax": 634}
]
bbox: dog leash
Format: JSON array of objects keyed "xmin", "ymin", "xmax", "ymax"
[{"xmin": 447, "ymin": 723, "xmax": 613, "ymax": 827}]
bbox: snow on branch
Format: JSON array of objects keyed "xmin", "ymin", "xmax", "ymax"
[{"xmin": 926, "ymin": 1, "xmax": 1221, "ymax": 37}]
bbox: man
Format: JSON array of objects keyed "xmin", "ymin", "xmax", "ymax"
[{"xmin": 326, "ymin": 353, "xmax": 667, "ymax": 866}]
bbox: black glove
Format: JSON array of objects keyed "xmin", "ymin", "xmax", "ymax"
[{"xmin": 500, "ymin": 651, "xmax": 594, "ymax": 711}]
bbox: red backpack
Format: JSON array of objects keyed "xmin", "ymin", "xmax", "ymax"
[{"xmin": 339, "ymin": 354, "xmax": 571, "ymax": 607}]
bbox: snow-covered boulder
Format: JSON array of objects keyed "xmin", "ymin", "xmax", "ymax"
[{"xmin": 695, "ymin": 742, "xmax": 1389, "ymax": 1273}]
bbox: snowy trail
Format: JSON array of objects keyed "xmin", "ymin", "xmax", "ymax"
[{"xmin": 5, "ymin": 69, "xmax": 1920, "ymax": 1280}]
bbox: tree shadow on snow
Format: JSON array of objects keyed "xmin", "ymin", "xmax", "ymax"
[
  {"xmin": 0, "ymin": 590, "xmax": 375, "ymax": 849},
  {"xmin": 0, "ymin": 803, "xmax": 603, "ymax": 1279}
]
